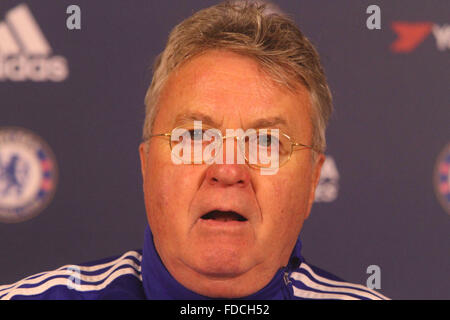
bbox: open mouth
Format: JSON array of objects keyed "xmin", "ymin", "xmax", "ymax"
[{"xmin": 200, "ymin": 210, "xmax": 248, "ymax": 222}]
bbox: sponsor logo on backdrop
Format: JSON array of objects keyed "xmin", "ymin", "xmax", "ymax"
[
  {"xmin": 314, "ymin": 155, "xmax": 339, "ymax": 203},
  {"xmin": 434, "ymin": 143, "xmax": 450, "ymax": 215},
  {"xmin": 0, "ymin": 127, "xmax": 58, "ymax": 223},
  {"xmin": 0, "ymin": 4, "xmax": 69, "ymax": 81},
  {"xmin": 391, "ymin": 21, "xmax": 450, "ymax": 53}
]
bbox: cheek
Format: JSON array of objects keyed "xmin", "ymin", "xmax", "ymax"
[
  {"xmin": 256, "ymin": 169, "xmax": 312, "ymax": 234},
  {"xmin": 144, "ymin": 155, "xmax": 200, "ymax": 238}
]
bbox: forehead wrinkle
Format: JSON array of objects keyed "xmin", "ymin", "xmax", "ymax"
[{"xmin": 181, "ymin": 52, "xmax": 277, "ymax": 106}]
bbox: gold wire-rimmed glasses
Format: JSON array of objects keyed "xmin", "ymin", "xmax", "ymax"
[{"xmin": 148, "ymin": 125, "xmax": 318, "ymax": 169}]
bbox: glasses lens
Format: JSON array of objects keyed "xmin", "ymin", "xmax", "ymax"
[
  {"xmin": 170, "ymin": 125, "xmax": 222, "ymax": 164},
  {"xmin": 243, "ymin": 129, "xmax": 290, "ymax": 168}
]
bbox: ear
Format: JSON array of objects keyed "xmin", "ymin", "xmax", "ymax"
[
  {"xmin": 305, "ymin": 152, "xmax": 325, "ymax": 219},
  {"xmin": 312, "ymin": 153, "xmax": 325, "ymax": 190},
  {"xmin": 139, "ymin": 142, "xmax": 148, "ymax": 180}
]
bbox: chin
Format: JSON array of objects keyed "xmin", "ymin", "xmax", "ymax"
[
  {"xmin": 173, "ymin": 240, "xmax": 271, "ymax": 298},
  {"xmin": 190, "ymin": 243, "xmax": 252, "ymax": 277}
]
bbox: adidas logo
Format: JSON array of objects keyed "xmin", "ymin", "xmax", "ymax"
[{"xmin": 0, "ymin": 4, "xmax": 68, "ymax": 82}]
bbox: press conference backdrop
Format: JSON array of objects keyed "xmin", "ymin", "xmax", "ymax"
[{"xmin": 0, "ymin": 0, "xmax": 449, "ymax": 299}]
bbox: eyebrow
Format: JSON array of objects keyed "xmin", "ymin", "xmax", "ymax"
[
  {"xmin": 174, "ymin": 112, "xmax": 289, "ymax": 131},
  {"xmin": 174, "ymin": 111, "xmax": 222, "ymax": 128},
  {"xmin": 246, "ymin": 116, "xmax": 289, "ymax": 130}
]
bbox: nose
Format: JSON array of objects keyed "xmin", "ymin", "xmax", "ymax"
[{"xmin": 205, "ymin": 164, "xmax": 251, "ymax": 188}]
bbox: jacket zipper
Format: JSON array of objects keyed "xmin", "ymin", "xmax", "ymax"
[{"xmin": 282, "ymin": 268, "xmax": 294, "ymax": 299}]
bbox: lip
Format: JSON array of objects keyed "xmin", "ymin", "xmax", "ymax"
[
  {"xmin": 196, "ymin": 207, "xmax": 251, "ymax": 222},
  {"xmin": 197, "ymin": 217, "xmax": 250, "ymax": 231}
]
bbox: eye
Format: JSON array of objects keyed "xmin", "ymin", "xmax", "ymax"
[
  {"xmin": 258, "ymin": 133, "xmax": 279, "ymax": 148},
  {"xmin": 188, "ymin": 129, "xmax": 204, "ymax": 141}
]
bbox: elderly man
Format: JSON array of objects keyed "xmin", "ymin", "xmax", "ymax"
[{"xmin": 1, "ymin": 1, "xmax": 387, "ymax": 300}]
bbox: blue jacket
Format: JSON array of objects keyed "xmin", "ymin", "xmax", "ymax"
[{"xmin": 0, "ymin": 226, "xmax": 388, "ymax": 300}]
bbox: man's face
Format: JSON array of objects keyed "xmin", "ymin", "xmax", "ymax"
[{"xmin": 139, "ymin": 50, "xmax": 324, "ymax": 297}]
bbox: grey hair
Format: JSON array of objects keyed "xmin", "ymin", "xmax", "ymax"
[{"xmin": 142, "ymin": 0, "xmax": 332, "ymax": 155}]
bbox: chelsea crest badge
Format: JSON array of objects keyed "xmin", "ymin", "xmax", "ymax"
[
  {"xmin": 434, "ymin": 143, "xmax": 450, "ymax": 216},
  {"xmin": 0, "ymin": 127, "xmax": 58, "ymax": 223}
]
